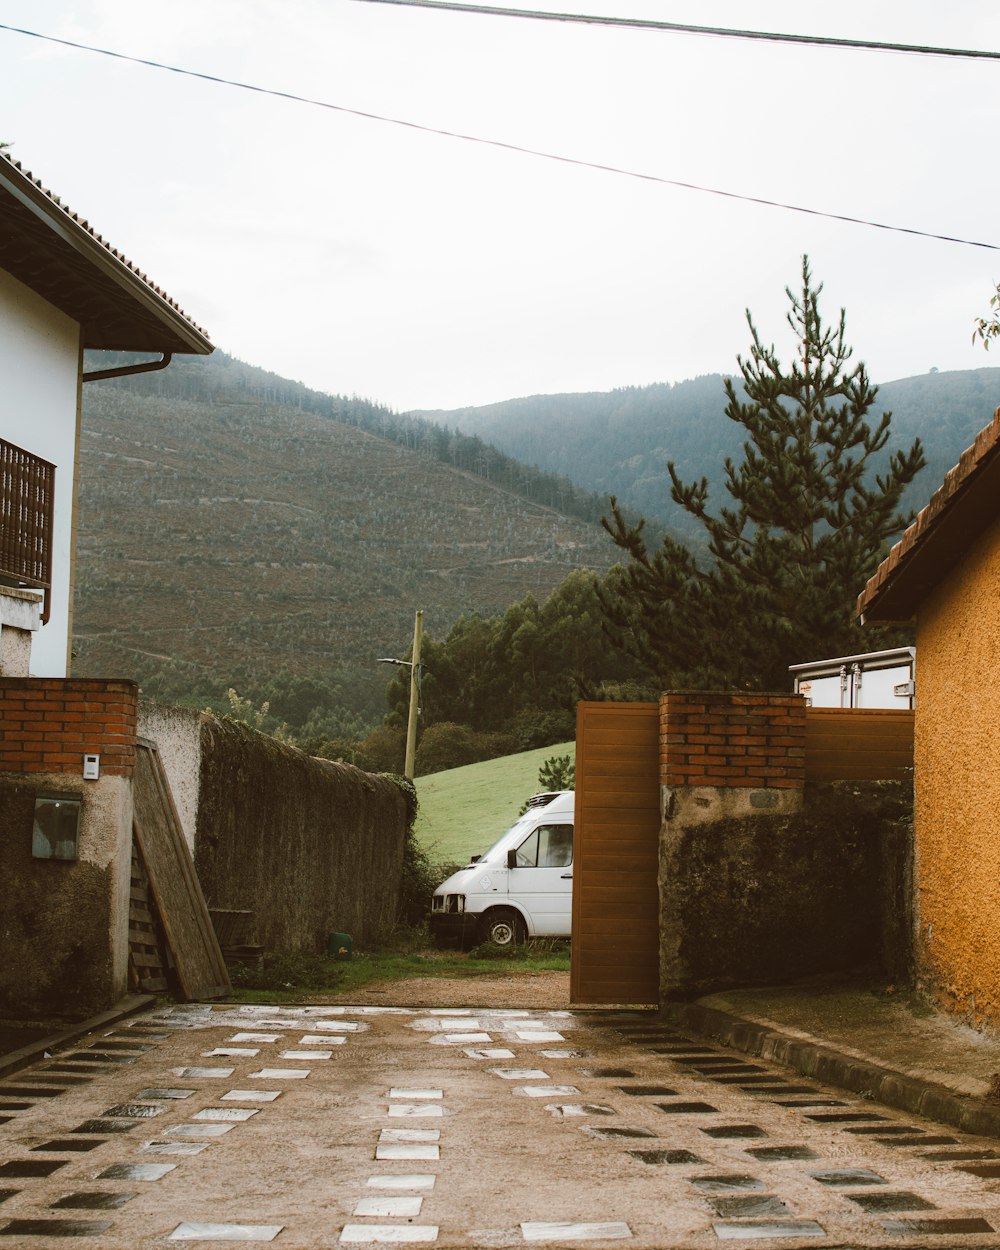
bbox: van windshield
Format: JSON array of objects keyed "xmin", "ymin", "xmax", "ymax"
[{"xmin": 475, "ymin": 811, "xmax": 539, "ymax": 863}]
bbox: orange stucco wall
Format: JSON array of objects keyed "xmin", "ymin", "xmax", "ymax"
[{"xmin": 914, "ymin": 513, "xmax": 1000, "ymax": 1029}]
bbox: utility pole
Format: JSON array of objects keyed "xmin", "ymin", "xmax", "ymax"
[{"xmin": 404, "ymin": 609, "xmax": 423, "ymax": 781}]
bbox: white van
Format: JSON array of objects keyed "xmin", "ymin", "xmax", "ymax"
[{"xmin": 429, "ymin": 791, "xmax": 574, "ymax": 947}]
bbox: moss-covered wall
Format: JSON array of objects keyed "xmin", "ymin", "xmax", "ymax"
[
  {"xmin": 194, "ymin": 717, "xmax": 408, "ymax": 953},
  {"xmin": 0, "ymin": 773, "xmax": 132, "ymax": 1019},
  {"xmin": 659, "ymin": 782, "xmax": 913, "ymax": 999}
]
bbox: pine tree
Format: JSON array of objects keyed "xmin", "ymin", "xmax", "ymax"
[{"xmin": 601, "ymin": 257, "xmax": 926, "ymax": 690}]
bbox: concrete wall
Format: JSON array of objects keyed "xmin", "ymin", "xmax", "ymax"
[
  {"xmin": 913, "ymin": 512, "xmax": 1000, "ymax": 1029},
  {"xmin": 0, "ymin": 268, "xmax": 81, "ymax": 677},
  {"xmin": 137, "ymin": 700, "xmax": 202, "ymax": 851},
  {"xmin": 0, "ymin": 677, "xmax": 137, "ymax": 1018},
  {"xmin": 193, "ymin": 716, "xmax": 408, "ymax": 953}
]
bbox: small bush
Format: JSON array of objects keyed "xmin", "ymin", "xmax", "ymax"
[
  {"xmin": 468, "ymin": 939, "xmax": 527, "ymax": 961},
  {"xmin": 228, "ymin": 950, "xmax": 343, "ymax": 991}
]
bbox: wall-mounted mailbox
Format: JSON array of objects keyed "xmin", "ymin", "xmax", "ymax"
[
  {"xmin": 32, "ymin": 794, "xmax": 82, "ymax": 860},
  {"xmin": 83, "ymin": 754, "xmax": 100, "ymax": 780}
]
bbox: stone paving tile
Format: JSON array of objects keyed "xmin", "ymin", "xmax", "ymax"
[
  {"xmin": 690, "ymin": 1176, "xmax": 766, "ymax": 1194},
  {"xmin": 809, "ymin": 1168, "xmax": 887, "ymax": 1186},
  {"xmin": 744, "ymin": 1145, "xmax": 819, "ymax": 1161},
  {"xmin": 846, "ymin": 1191, "xmax": 936, "ymax": 1212},
  {"xmin": 713, "ymin": 1219, "xmax": 825, "ymax": 1239},
  {"xmin": 709, "ymin": 1195, "xmax": 791, "ymax": 1218},
  {"xmin": 0, "ymin": 1159, "xmax": 66, "ymax": 1177},
  {"xmin": 0, "ymin": 1217, "xmax": 114, "ymax": 1237},
  {"xmin": 32, "ymin": 1140, "xmax": 106, "ymax": 1153},
  {"xmin": 627, "ymin": 1149, "xmax": 705, "ymax": 1165},
  {"xmin": 0, "ymin": 1193, "xmax": 16, "ymax": 1205},
  {"xmin": 97, "ymin": 1162, "xmax": 176, "ymax": 1181},
  {"xmin": 169, "ymin": 1222, "xmax": 284, "ymax": 1241},
  {"xmin": 881, "ymin": 1217, "xmax": 995, "ymax": 1235},
  {"xmin": 700, "ymin": 1125, "xmax": 768, "ymax": 1140},
  {"xmin": 521, "ymin": 1221, "xmax": 632, "ymax": 1242},
  {"xmin": 51, "ymin": 1190, "xmax": 137, "ymax": 1209},
  {"xmin": 340, "ymin": 1224, "xmax": 439, "ymax": 1242}
]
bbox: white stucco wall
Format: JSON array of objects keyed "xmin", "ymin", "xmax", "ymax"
[{"xmin": 0, "ymin": 267, "xmax": 81, "ymax": 677}]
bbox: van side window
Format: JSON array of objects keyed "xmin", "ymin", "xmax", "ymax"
[{"xmin": 514, "ymin": 823, "xmax": 573, "ymax": 868}]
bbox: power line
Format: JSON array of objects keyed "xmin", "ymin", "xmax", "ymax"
[
  {"xmin": 1, "ymin": 21, "xmax": 996, "ymax": 251},
  {"xmin": 350, "ymin": 0, "xmax": 1000, "ymax": 61}
]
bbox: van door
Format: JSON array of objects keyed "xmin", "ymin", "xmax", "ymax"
[{"xmin": 508, "ymin": 822, "xmax": 573, "ymax": 935}]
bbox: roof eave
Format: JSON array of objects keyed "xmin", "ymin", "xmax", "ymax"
[{"xmin": 1, "ymin": 157, "xmax": 213, "ymax": 356}]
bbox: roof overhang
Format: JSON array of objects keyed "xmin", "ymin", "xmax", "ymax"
[
  {"xmin": 0, "ymin": 155, "xmax": 212, "ymax": 355},
  {"xmin": 858, "ymin": 407, "xmax": 1000, "ymax": 622}
]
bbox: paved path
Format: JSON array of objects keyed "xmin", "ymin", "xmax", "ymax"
[{"xmin": 1, "ymin": 1002, "xmax": 999, "ymax": 1246}]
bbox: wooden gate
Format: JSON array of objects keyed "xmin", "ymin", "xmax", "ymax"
[{"xmin": 570, "ymin": 701, "xmax": 660, "ymax": 1006}]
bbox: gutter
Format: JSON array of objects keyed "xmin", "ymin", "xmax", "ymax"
[{"xmin": 83, "ymin": 352, "xmax": 173, "ymax": 383}]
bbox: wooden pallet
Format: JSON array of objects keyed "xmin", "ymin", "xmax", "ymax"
[
  {"xmin": 128, "ymin": 841, "xmax": 170, "ymax": 994},
  {"xmin": 132, "ymin": 739, "xmax": 230, "ymax": 1001}
]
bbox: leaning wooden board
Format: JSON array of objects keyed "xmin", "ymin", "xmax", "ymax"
[{"xmin": 132, "ymin": 738, "xmax": 230, "ymax": 1000}]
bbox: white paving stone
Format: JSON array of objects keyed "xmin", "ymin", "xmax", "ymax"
[
  {"xmin": 514, "ymin": 1085, "xmax": 580, "ymax": 1098},
  {"xmin": 435, "ymin": 1032, "xmax": 491, "ymax": 1044},
  {"xmin": 193, "ymin": 1107, "xmax": 259, "ymax": 1121},
  {"xmin": 521, "ymin": 1223, "xmax": 631, "ymax": 1243},
  {"xmin": 340, "ymin": 1224, "xmax": 438, "ymax": 1243},
  {"xmin": 140, "ymin": 1142, "xmax": 210, "ymax": 1156},
  {"xmin": 204, "ymin": 1048, "xmax": 260, "ymax": 1057},
  {"xmin": 172, "ymin": 1067, "xmax": 235, "ymax": 1079},
  {"xmin": 464, "ymin": 1048, "xmax": 515, "ymax": 1060},
  {"xmin": 353, "ymin": 1196, "xmax": 423, "ymax": 1218},
  {"xmin": 375, "ymin": 1143, "xmax": 440, "ymax": 1161},
  {"xmin": 366, "ymin": 1175, "xmax": 436, "ymax": 1191},
  {"xmin": 169, "ymin": 1223, "xmax": 283, "ymax": 1241},
  {"xmin": 162, "ymin": 1123, "xmax": 236, "ymax": 1138},
  {"xmin": 379, "ymin": 1129, "xmax": 440, "ymax": 1143},
  {"xmin": 490, "ymin": 1069, "xmax": 549, "ymax": 1080},
  {"xmin": 250, "ymin": 1068, "xmax": 310, "ymax": 1079},
  {"xmin": 303, "ymin": 1020, "xmax": 362, "ymax": 1031},
  {"xmin": 713, "ymin": 1223, "xmax": 826, "ymax": 1240},
  {"xmin": 228, "ymin": 1033, "xmax": 282, "ymax": 1043},
  {"xmin": 389, "ymin": 1088, "xmax": 442, "ymax": 1099},
  {"xmin": 515, "ymin": 1031, "xmax": 565, "ymax": 1042},
  {"xmin": 221, "ymin": 1090, "xmax": 282, "ymax": 1102},
  {"xmin": 387, "ymin": 1104, "xmax": 444, "ymax": 1118}
]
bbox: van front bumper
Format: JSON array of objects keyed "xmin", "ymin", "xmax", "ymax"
[{"xmin": 429, "ymin": 911, "xmax": 479, "ymax": 946}]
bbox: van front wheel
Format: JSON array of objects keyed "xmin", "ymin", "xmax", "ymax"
[{"xmin": 479, "ymin": 908, "xmax": 526, "ymax": 947}]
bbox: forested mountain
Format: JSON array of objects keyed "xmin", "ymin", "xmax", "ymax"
[
  {"xmin": 415, "ymin": 369, "xmax": 1000, "ymax": 538},
  {"xmin": 73, "ymin": 353, "xmax": 616, "ymax": 736}
]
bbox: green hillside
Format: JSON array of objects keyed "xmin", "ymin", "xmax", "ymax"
[
  {"xmin": 414, "ymin": 741, "xmax": 575, "ymax": 866},
  {"xmin": 74, "ymin": 360, "xmax": 614, "ymax": 736},
  {"xmin": 416, "ymin": 368, "xmax": 1000, "ymax": 538}
]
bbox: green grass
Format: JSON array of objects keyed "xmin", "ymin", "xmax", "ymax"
[
  {"xmin": 224, "ymin": 939, "xmax": 570, "ymax": 1003},
  {"xmin": 412, "ymin": 741, "xmax": 574, "ymax": 866}
]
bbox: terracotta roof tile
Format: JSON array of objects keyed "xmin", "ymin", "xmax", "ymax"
[{"xmin": 858, "ymin": 406, "xmax": 1000, "ymax": 621}]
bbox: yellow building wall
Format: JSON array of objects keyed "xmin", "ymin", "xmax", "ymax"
[{"xmin": 914, "ymin": 513, "xmax": 1000, "ymax": 1029}]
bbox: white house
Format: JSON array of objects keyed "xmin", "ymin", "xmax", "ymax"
[{"xmin": 0, "ymin": 153, "xmax": 213, "ymax": 675}]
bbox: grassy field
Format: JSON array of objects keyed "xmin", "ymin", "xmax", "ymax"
[{"xmin": 413, "ymin": 741, "xmax": 574, "ymax": 866}]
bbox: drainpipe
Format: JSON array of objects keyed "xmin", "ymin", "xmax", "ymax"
[{"xmin": 82, "ymin": 352, "xmax": 173, "ymax": 383}]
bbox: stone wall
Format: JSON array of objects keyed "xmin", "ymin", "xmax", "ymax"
[
  {"xmin": 657, "ymin": 690, "xmax": 913, "ymax": 1000},
  {"xmin": 193, "ymin": 716, "xmax": 408, "ymax": 953},
  {"xmin": 659, "ymin": 781, "xmax": 913, "ymax": 999}
]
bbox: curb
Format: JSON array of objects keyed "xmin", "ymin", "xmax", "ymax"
[
  {"xmin": 0, "ymin": 994, "xmax": 156, "ymax": 1081},
  {"xmin": 664, "ymin": 999, "xmax": 1000, "ymax": 1140}
]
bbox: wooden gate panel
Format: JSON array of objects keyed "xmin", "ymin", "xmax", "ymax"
[
  {"xmin": 571, "ymin": 701, "xmax": 660, "ymax": 1006},
  {"xmin": 805, "ymin": 707, "xmax": 914, "ymax": 781}
]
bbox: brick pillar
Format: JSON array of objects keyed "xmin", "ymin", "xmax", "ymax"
[{"xmin": 659, "ymin": 690, "xmax": 807, "ymax": 825}]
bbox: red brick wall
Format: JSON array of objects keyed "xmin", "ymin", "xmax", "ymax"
[
  {"xmin": 0, "ymin": 678, "xmax": 138, "ymax": 776},
  {"xmin": 659, "ymin": 691, "xmax": 806, "ymax": 790}
]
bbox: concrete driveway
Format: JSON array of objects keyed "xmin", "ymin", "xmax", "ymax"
[{"xmin": 1, "ymin": 1001, "xmax": 999, "ymax": 1246}]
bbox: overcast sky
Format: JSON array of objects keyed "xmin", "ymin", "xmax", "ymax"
[{"xmin": 3, "ymin": 0, "xmax": 999, "ymax": 411}]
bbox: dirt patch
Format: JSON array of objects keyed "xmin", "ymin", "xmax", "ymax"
[{"xmin": 302, "ymin": 969, "xmax": 571, "ymax": 1009}]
